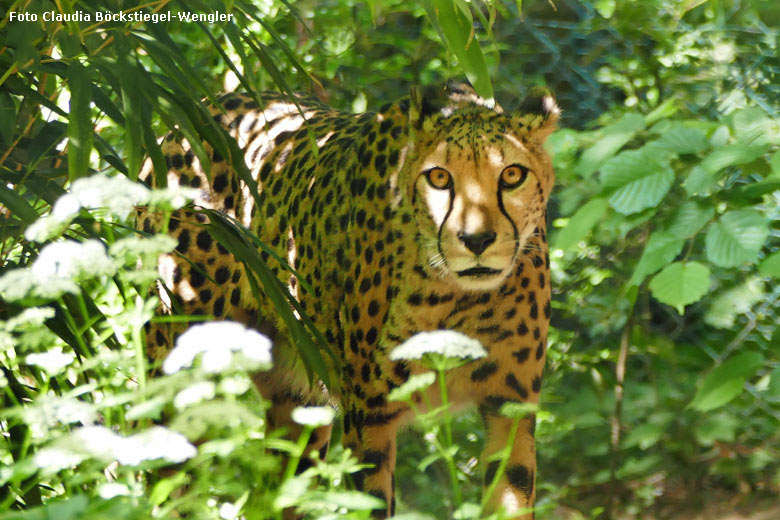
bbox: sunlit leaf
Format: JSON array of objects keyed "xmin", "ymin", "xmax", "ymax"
[
  {"xmin": 651, "ymin": 123, "xmax": 710, "ymax": 154},
  {"xmin": 601, "ymin": 148, "xmax": 674, "ymax": 214},
  {"xmin": 684, "ymin": 142, "xmax": 771, "ymax": 195},
  {"xmin": 689, "ymin": 352, "xmax": 764, "ymax": 412},
  {"xmin": 666, "ymin": 201, "xmax": 714, "ymax": 238},
  {"xmin": 705, "ymin": 210, "xmax": 769, "ymax": 267},
  {"xmin": 648, "ymin": 262, "xmax": 710, "ymax": 314},
  {"xmin": 627, "ymin": 232, "xmax": 685, "ymax": 287}
]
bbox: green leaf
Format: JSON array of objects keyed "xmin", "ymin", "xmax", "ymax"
[
  {"xmin": 594, "ymin": 0, "xmax": 616, "ymax": 18},
  {"xmin": 552, "ymin": 198, "xmax": 608, "ymax": 251},
  {"xmin": 724, "ymin": 180, "xmax": 780, "ymax": 203},
  {"xmin": 705, "ymin": 210, "xmax": 769, "ymax": 267},
  {"xmin": 628, "ymin": 232, "xmax": 685, "ymax": 287},
  {"xmin": 574, "ymin": 113, "xmax": 645, "ymax": 178},
  {"xmin": 206, "ymin": 212, "xmax": 334, "ymax": 388},
  {"xmin": 731, "ymin": 107, "xmax": 780, "ymax": 146},
  {"xmin": 0, "ymin": 185, "xmax": 39, "ymax": 223},
  {"xmin": 666, "ymin": 201, "xmax": 714, "ymax": 238},
  {"xmin": 759, "ymin": 251, "xmax": 780, "ymax": 278},
  {"xmin": 689, "ymin": 352, "xmax": 764, "ymax": 412},
  {"xmin": 652, "ymin": 123, "xmax": 710, "ymax": 154},
  {"xmin": 426, "ymin": 0, "xmax": 493, "ymax": 99},
  {"xmin": 684, "ymin": 142, "xmax": 771, "ymax": 195},
  {"xmin": 649, "ymin": 262, "xmax": 710, "ymax": 314},
  {"xmin": 149, "ymin": 472, "xmax": 189, "ymax": 507},
  {"xmin": 601, "ymin": 148, "xmax": 674, "ymax": 215},
  {"xmin": 66, "ymin": 63, "xmax": 93, "ymax": 181},
  {"xmin": 116, "ymin": 40, "xmax": 143, "ymax": 180}
]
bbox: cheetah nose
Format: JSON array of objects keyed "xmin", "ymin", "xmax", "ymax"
[{"xmin": 457, "ymin": 231, "xmax": 497, "ymax": 256}]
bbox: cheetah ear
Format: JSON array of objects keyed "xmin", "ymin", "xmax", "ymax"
[
  {"xmin": 409, "ymin": 84, "xmax": 450, "ymax": 129},
  {"xmin": 409, "ymin": 80, "xmax": 491, "ymax": 129},
  {"xmin": 515, "ymin": 87, "xmax": 560, "ymax": 142}
]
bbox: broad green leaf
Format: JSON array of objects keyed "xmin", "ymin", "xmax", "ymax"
[
  {"xmin": 628, "ymin": 232, "xmax": 685, "ymax": 287},
  {"xmin": 690, "ymin": 352, "xmax": 764, "ymax": 412},
  {"xmin": 666, "ymin": 201, "xmax": 714, "ymax": 238},
  {"xmin": 731, "ymin": 107, "xmax": 780, "ymax": 146},
  {"xmin": 649, "ymin": 262, "xmax": 710, "ymax": 314},
  {"xmin": 601, "ymin": 148, "xmax": 674, "ymax": 215},
  {"xmin": 684, "ymin": 142, "xmax": 771, "ymax": 195},
  {"xmin": 66, "ymin": 63, "xmax": 93, "ymax": 181},
  {"xmin": 705, "ymin": 210, "xmax": 769, "ymax": 267},
  {"xmin": 552, "ymin": 198, "xmax": 608, "ymax": 251},
  {"xmin": 427, "ymin": 0, "xmax": 493, "ymax": 99},
  {"xmin": 652, "ymin": 123, "xmax": 710, "ymax": 154},
  {"xmin": 704, "ymin": 278, "xmax": 764, "ymax": 329},
  {"xmin": 759, "ymin": 251, "xmax": 780, "ymax": 277},
  {"xmin": 574, "ymin": 113, "xmax": 645, "ymax": 178},
  {"xmin": 703, "ymin": 142, "xmax": 771, "ymax": 168}
]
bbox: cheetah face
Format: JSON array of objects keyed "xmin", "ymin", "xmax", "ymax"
[{"xmin": 409, "ymin": 87, "xmax": 558, "ymax": 291}]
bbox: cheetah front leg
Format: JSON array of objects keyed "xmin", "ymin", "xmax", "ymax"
[
  {"xmin": 342, "ymin": 401, "xmax": 403, "ymax": 518},
  {"xmin": 482, "ymin": 411, "xmax": 537, "ymax": 519}
]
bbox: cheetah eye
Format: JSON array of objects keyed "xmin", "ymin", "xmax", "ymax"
[
  {"xmin": 425, "ymin": 167, "xmax": 453, "ymax": 190},
  {"xmin": 500, "ymin": 164, "xmax": 530, "ymax": 190}
]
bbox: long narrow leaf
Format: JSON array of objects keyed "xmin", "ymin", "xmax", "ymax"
[
  {"xmin": 116, "ymin": 39, "xmax": 144, "ymax": 180},
  {"xmin": 66, "ymin": 63, "xmax": 93, "ymax": 181},
  {"xmin": 205, "ymin": 211, "xmax": 334, "ymax": 388},
  {"xmin": 0, "ymin": 185, "xmax": 39, "ymax": 223}
]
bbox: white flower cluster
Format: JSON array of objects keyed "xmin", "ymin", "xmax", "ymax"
[
  {"xmin": 291, "ymin": 406, "xmax": 335, "ymax": 427},
  {"xmin": 33, "ymin": 425, "xmax": 197, "ymax": 473},
  {"xmin": 24, "ymin": 173, "xmax": 198, "ymax": 242},
  {"xmin": 0, "ymin": 239, "xmax": 115, "ymax": 301},
  {"xmin": 163, "ymin": 321, "xmax": 273, "ymax": 374},
  {"xmin": 389, "ymin": 330, "xmax": 487, "ymax": 361}
]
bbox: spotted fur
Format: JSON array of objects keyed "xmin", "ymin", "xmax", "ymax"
[{"xmin": 139, "ymin": 82, "xmax": 558, "ymax": 519}]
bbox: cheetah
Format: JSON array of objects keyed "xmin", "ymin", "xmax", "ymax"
[{"xmin": 139, "ymin": 81, "xmax": 558, "ymax": 519}]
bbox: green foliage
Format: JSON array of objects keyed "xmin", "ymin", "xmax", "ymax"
[{"xmin": 542, "ymin": 1, "xmax": 780, "ymax": 513}]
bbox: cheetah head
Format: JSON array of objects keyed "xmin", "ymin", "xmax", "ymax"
[{"xmin": 407, "ymin": 82, "xmax": 559, "ymax": 291}]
